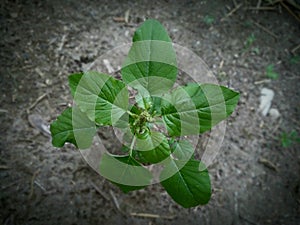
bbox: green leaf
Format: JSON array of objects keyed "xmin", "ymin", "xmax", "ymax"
[
  {"xmin": 290, "ymin": 55, "xmax": 300, "ymax": 64},
  {"xmin": 68, "ymin": 71, "xmax": 129, "ymax": 126},
  {"xmin": 121, "ymin": 19, "xmax": 177, "ymax": 95},
  {"xmin": 280, "ymin": 130, "xmax": 300, "ymax": 148},
  {"xmin": 160, "ymin": 159, "xmax": 211, "ymax": 208},
  {"xmin": 203, "ymin": 15, "xmax": 215, "ymax": 25},
  {"xmin": 161, "ymin": 83, "xmax": 240, "ymax": 136},
  {"xmin": 244, "ymin": 33, "xmax": 256, "ymax": 50},
  {"xmin": 171, "ymin": 140, "xmax": 195, "ymax": 161},
  {"xmin": 50, "ymin": 107, "xmax": 96, "ymax": 149},
  {"xmin": 69, "ymin": 72, "xmax": 83, "ymax": 97},
  {"xmin": 162, "ymin": 139, "xmax": 195, "ymax": 175},
  {"xmin": 132, "ymin": 19, "xmax": 172, "ymax": 43},
  {"xmin": 135, "ymin": 131, "xmax": 171, "ymax": 164},
  {"xmin": 99, "ymin": 153, "xmax": 152, "ymax": 193},
  {"xmin": 266, "ymin": 64, "xmax": 279, "ymax": 80}
]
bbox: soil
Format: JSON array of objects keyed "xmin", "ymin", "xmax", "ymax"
[{"xmin": 1, "ymin": 0, "xmax": 300, "ymax": 224}]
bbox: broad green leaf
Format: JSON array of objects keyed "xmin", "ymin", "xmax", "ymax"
[
  {"xmin": 50, "ymin": 107, "xmax": 96, "ymax": 149},
  {"xmin": 68, "ymin": 71, "xmax": 129, "ymax": 126},
  {"xmin": 160, "ymin": 159, "xmax": 211, "ymax": 208},
  {"xmin": 171, "ymin": 140, "xmax": 195, "ymax": 161},
  {"xmin": 69, "ymin": 72, "xmax": 82, "ymax": 96},
  {"xmin": 99, "ymin": 153, "xmax": 152, "ymax": 193},
  {"xmin": 134, "ymin": 93, "xmax": 152, "ymax": 110},
  {"xmin": 161, "ymin": 83, "xmax": 240, "ymax": 136},
  {"xmin": 134, "ymin": 131, "xmax": 171, "ymax": 164},
  {"xmin": 121, "ymin": 19, "xmax": 177, "ymax": 95},
  {"xmin": 162, "ymin": 139, "xmax": 197, "ymax": 184},
  {"xmin": 132, "ymin": 19, "xmax": 172, "ymax": 42}
]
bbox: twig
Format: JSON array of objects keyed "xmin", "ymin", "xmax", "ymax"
[
  {"xmin": 232, "ymin": 0, "xmax": 237, "ymax": 7},
  {"xmin": 253, "ymin": 21, "xmax": 278, "ymax": 39},
  {"xmin": 291, "ymin": 43, "xmax": 300, "ymax": 54},
  {"xmin": 103, "ymin": 59, "xmax": 114, "ymax": 73},
  {"xmin": 270, "ymin": 117, "xmax": 282, "ymax": 135},
  {"xmin": 35, "ymin": 68, "xmax": 45, "ymax": 78},
  {"xmin": 58, "ymin": 34, "xmax": 67, "ymax": 51},
  {"xmin": 286, "ymin": 0, "xmax": 300, "ymax": 9},
  {"xmin": 254, "ymin": 79, "xmax": 271, "ymax": 85},
  {"xmin": 27, "ymin": 93, "xmax": 47, "ymax": 113},
  {"xmin": 124, "ymin": 23, "xmax": 137, "ymax": 27},
  {"xmin": 280, "ymin": 1, "xmax": 300, "ymax": 23},
  {"xmin": 233, "ymin": 191, "xmax": 239, "ymax": 224},
  {"xmin": 91, "ymin": 181, "xmax": 110, "ymax": 201},
  {"xmin": 221, "ymin": 3, "xmax": 243, "ymax": 21},
  {"xmin": 28, "ymin": 170, "xmax": 40, "ymax": 199},
  {"xmin": 34, "ymin": 180, "xmax": 47, "ymax": 192},
  {"xmin": 219, "ymin": 60, "xmax": 224, "ymax": 69},
  {"xmin": 109, "ymin": 190, "xmax": 120, "ymax": 211},
  {"xmin": 258, "ymin": 158, "xmax": 278, "ymax": 172},
  {"xmin": 0, "ymin": 165, "xmax": 9, "ymax": 169},
  {"xmin": 247, "ymin": 6, "xmax": 276, "ymax": 10},
  {"xmin": 0, "ymin": 109, "xmax": 8, "ymax": 113},
  {"xmin": 256, "ymin": 0, "xmax": 262, "ymax": 13},
  {"xmin": 108, "ymin": 190, "xmax": 128, "ymax": 216},
  {"xmin": 130, "ymin": 212, "xmax": 175, "ymax": 220},
  {"xmin": 124, "ymin": 9, "xmax": 130, "ymax": 23},
  {"xmin": 213, "ymin": 188, "xmax": 223, "ymax": 192},
  {"xmin": 113, "ymin": 17, "xmax": 126, "ymax": 22}
]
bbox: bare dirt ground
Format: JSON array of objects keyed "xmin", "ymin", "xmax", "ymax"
[{"xmin": 1, "ymin": 0, "xmax": 300, "ymax": 224}]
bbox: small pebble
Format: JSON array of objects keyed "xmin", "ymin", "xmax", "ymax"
[{"xmin": 269, "ymin": 108, "xmax": 280, "ymax": 120}]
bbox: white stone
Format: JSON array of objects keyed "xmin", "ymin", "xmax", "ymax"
[
  {"xmin": 259, "ymin": 88, "xmax": 274, "ymax": 116},
  {"xmin": 269, "ymin": 108, "xmax": 280, "ymax": 120}
]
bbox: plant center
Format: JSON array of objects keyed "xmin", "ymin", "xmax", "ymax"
[{"xmin": 132, "ymin": 109, "xmax": 153, "ymax": 139}]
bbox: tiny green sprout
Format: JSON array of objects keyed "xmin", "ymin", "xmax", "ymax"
[
  {"xmin": 244, "ymin": 33, "xmax": 256, "ymax": 52},
  {"xmin": 50, "ymin": 19, "xmax": 239, "ymax": 208},
  {"xmin": 203, "ymin": 15, "xmax": 215, "ymax": 25},
  {"xmin": 289, "ymin": 55, "xmax": 300, "ymax": 64},
  {"xmin": 280, "ymin": 130, "xmax": 300, "ymax": 148},
  {"xmin": 243, "ymin": 20, "xmax": 253, "ymax": 27},
  {"xmin": 252, "ymin": 47, "xmax": 260, "ymax": 55},
  {"xmin": 266, "ymin": 64, "xmax": 279, "ymax": 79}
]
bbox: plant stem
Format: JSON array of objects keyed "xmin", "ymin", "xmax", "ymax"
[
  {"xmin": 129, "ymin": 135, "xmax": 136, "ymax": 157},
  {"xmin": 127, "ymin": 110, "xmax": 137, "ymax": 117}
]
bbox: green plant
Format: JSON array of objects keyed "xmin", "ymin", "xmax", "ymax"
[
  {"xmin": 280, "ymin": 130, "xmax": 300, "ymax": 148},
  {"xmin": 203, "ymin": 15, "xmax": 215, "ymax": 25},
  {"xmin": 289, "ymin": 55, "xmax": 300, "ymax": 64},
  {"xmin": 50, "ymin": 19, "xmax": 239, "ymax": 208},
  {"xmin": 244, "ymin": 33, "xmax": 256, "ymax": 51},
  {"xmin": 251, "ymin": 47, "xmax": 260, "ymax": 55},
  {"xmin": 266, "ymin": 64, "xmax": 279, "ymax": 79}
]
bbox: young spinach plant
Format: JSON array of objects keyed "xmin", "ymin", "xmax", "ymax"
[
  {"xmin": 50, "ymin": 19, "xmax": 240, "ymax": 208},
  {"xmin": 280, "ymin": 130, "xmax": 300, "ymax": 148},
  {"xmin": 265, "ymin": 64, "xmax": 279, "ymax": 80}
]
